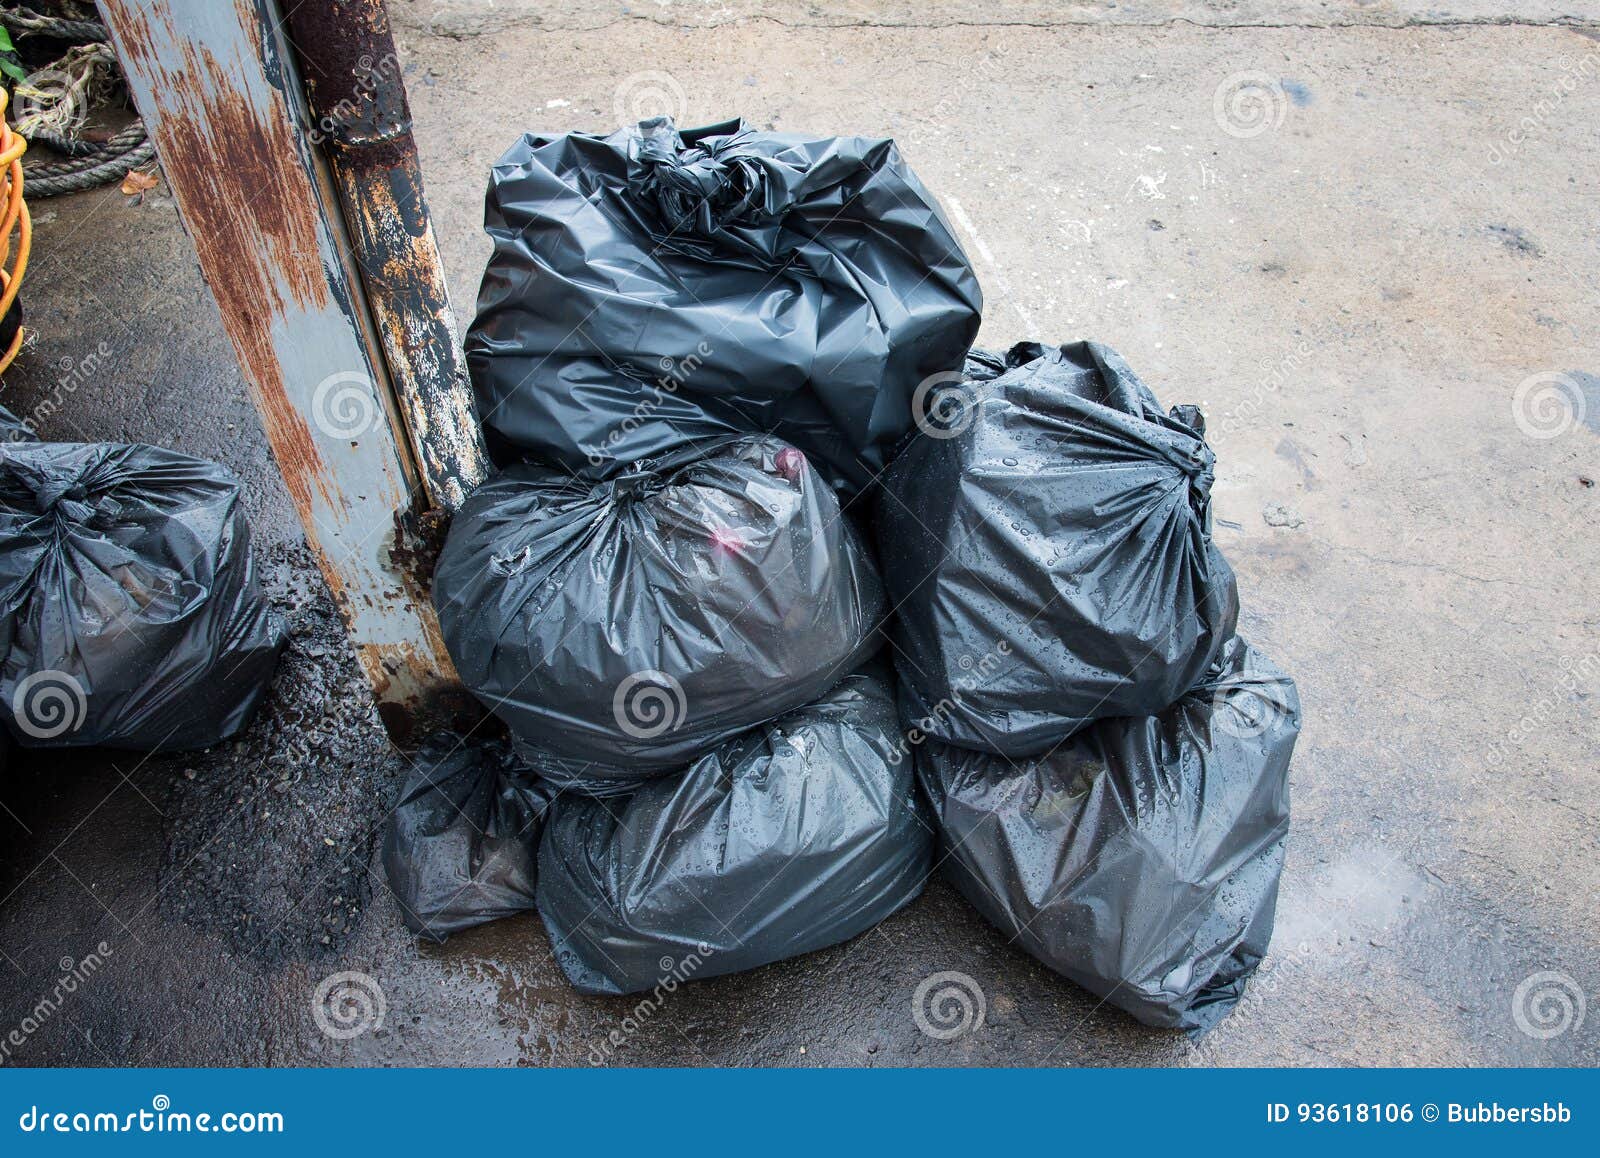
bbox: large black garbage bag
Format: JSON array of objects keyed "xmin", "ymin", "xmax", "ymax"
[
  {"xmin": 0, "ymin": 442, "xmax": 284, "ymax": 752},
  {"xmin": 877, "ymin": 340, "xmax": 1239, "ymax": 756},
  {"xmin": 434, "ymin": 434, "xmax": 886, "ymax": 791},
  {"xmin": 0, "ymin": 408, "xmax": 34, "ymax": 663},
  {"xmin": 383, "ymin": 734, "xmax": 550, "ymax": 941},
  {"xmin": 917, "ymin": 636, "xmax": 1297, "ymax": 1033},
  {"xmin": 537, "ymin": 662, "xmax": 931, "ymax": 995},
  {"xmin": 466, "ymin": 117, "xmax": 982, "ymax": 494}
]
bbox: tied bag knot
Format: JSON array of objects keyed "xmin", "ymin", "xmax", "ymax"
[
  {"xmin": 33, "ymin": 477, "xmax": 94, "ymax": 524},
  {"xmin": 627, "ymin": 118, "xmax": 799, "ymax": 237},
  {"xmin": 1167, "ymin": 403, "xmax": 1218, "ymax": 517}
]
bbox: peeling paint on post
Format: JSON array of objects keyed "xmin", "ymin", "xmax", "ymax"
[
  {"xmin": 98, "ymin": 0, "xmax": 475, "ymax": 742},
  {"xmin": 283, "ymin": 0, "xmax": 489, "ymax": 514}
]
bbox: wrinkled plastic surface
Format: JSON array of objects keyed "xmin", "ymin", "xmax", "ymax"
[
  {"xmin": 382, "ymin": 734, "xmax": 550, "ymax": 942},
  {"xmin": 917, "ymin": 636, "xmax": 1297, "ymax": 1033},
  {"xmin": 466, "ymin": 117, "xmax": 982, "ymax": 494},
  {"xmin": 0, "ymin": 408, "xmax": 34, "ymax": 661},
  {"xmin": 0, "ymin": 442, "xmax": 284, "ymax": 752},
  {"xmin": 877, "ymin": 341, "xmax": 1239, "ymax": 756},
  {"xmin": 537, "ymin": 661, "xmax": 931, "ymax": 995},
  {"xmin": 434, "ymin": 434, "xmax": 885, "ymax": 792}
]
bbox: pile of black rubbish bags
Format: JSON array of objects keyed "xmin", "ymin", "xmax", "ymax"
[
  {"xmin": 387, "ymin": 118, "xmax": 1302, "ymax": 1033},
  {"xmin": 0, "ymin": 411, "xmax": 284, "ymax": 763}
]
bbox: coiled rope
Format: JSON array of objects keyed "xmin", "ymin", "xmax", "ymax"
[
  {"xmin": 3, "ymin": 5, "xmax": 153, "ymax": 198},
  {"xmin": 0, "ymin": 86, "xmax": 33, "ymax": 374}
]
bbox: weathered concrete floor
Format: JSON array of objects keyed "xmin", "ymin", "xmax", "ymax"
[{"xmin": 1, "ymin": 1, "xmax": 1597, "ymax": 1066}]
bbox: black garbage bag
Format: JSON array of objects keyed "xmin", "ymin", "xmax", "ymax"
[
  {"xmin": 0, "ymin": 408, "xmax": 35, "ymax": 662},
  {"xmin": 382, "ymin": 734, "xmax": 550, "ymax": 941},
  {"xmin": 434, "ymin": 434, "xmax": 886, "ymax": 792},
  {"xmin": 917, "ymin": 636, "xmax": 1297, "ymax": 1033},
  {"xmin": 537, "ymin": 661, "xmax": 931, "ymax": 995},
  {"xmin": 466, "ymin": 117, "xmax": 982, "ymax": 494},
  {"xmin": 0, "ymin": 442, "xmax": 284, "ymax": 751},
  {"xmin": 876, "ymin": 340, "xmax": 1239, "ymax": 756}
]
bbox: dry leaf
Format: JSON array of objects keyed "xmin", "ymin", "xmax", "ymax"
[{"xmin": 121, "ymin": 169, "xmax": 159, "ymax": 195}]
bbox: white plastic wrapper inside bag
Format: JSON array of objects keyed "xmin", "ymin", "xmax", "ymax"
[{"xmin": 433, "ymin": 434, "xmax": 886, "ymax": 795}]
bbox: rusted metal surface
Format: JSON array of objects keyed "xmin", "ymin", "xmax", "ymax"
[
  {"xmin": 97, "ymin": 0, "xmax": 473, "ymax": 742},
  {"xmin": 283, "ymin": 0, "xmax": 489, "ymax": 514}
]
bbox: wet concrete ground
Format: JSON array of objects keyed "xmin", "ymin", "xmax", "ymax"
[{"xmin": 1, "ymin": 0, "xmax": 1598, "ymax": 1066}]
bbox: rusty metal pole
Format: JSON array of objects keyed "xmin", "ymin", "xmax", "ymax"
[
  {"xmin": 97, "ymin": 0, "xmax": 478, "ymax": 743},
  {"xmin": 280, "ymin": 0, "xmax": 488, "ymax": 516}
]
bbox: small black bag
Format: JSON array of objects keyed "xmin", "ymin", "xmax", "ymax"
[
  {"xmin": 382, "ymin": 734, "xmax": 550, "ymax": 942},
  {"xmin": 466, "ymin": 117, "xmax": 982, "ymax": 495},
  {"xmin": 917, "ymin": 637, "xmax": 1298, "ymax": 1033},
  {"xmin": 877, "ymin": 341, "xmax": 1239, "ymax": 756},
  {"xmin": 434, "ymin": 435, "xmax": 885, "ymax": 793},
  {"xmin": 0, "ymin": 441, "xmax": 284, "ymax": 752},
  {"xmin": 537, "ymin": 662, "xmax": 931, "ymax": 995}
]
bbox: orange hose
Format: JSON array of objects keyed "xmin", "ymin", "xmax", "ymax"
[{"xmin": 0, "ymin": 87, "xmax": 32, "ymax": 375}]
